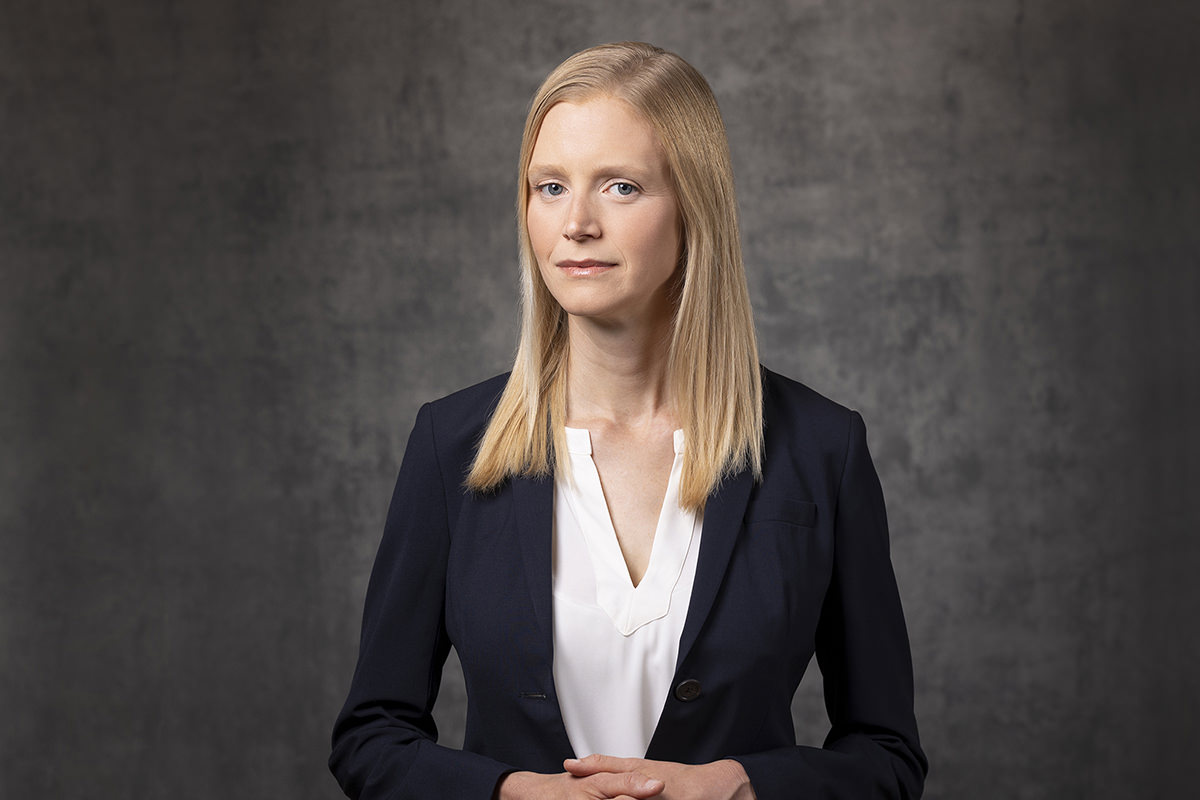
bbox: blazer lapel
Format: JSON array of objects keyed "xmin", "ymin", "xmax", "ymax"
[
  {"xmin": 510, "ymin": 472, "xmax": 577, "ymax": 758},
  {"xmin": 510, "ymin": 463, "xmax": 754, "ymax": 755},
  {"xmin": 674, "ymin": 466, "xmax": 754, "ymax": 672},
  {"xmin": 512, "ymin": 473, "xmax": 555, "ymax": 647}
]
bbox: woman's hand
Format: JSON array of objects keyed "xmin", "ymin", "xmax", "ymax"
[
  {"xmin": 495, "ymin": 768, "xmax": 665, "ymax": 800},
  {"xmin": 563, "ymin": 755, "xmax": 756, "ymax": 800}
]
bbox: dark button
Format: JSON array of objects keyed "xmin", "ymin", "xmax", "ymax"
[{"xmin": 674, "ymin": 679, "xmax": 702, "ymax": 702}]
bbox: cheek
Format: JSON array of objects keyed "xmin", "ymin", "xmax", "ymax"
[
  {"xmin": 633, "ymin": 205, "xmax": 681, "ymax": 271},
  {"xmin": 525, "ymin": 204, "xmax": 557, "ymax": 258}
]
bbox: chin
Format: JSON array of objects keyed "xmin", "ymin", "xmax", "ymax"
[
  {"xmin": 558, "ymin": 303, "xmax": 620, "ymax": 322},
  {"xmin": 546, "ymin": 287, "xmax": 619, "ymax": 317}
]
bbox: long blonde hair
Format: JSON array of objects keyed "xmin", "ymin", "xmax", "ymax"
[{"xmin": 466, "ymin": 41, "xmax": 762, "ymax": 511}]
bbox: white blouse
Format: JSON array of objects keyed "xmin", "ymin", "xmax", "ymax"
[{"xmin": 551, "ymin": 426, "xmax": 703, "ymax": 758}]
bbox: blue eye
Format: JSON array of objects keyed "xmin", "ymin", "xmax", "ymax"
[
  {"xmin": 537, "ymin": 183, "xmax": 565, "ymax": 197},
  {"xmin": 612, "ymin": 182, "xmax": 637, "ymax": 196}
]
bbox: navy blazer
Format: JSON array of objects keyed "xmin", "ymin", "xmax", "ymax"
[{"xmin": 330, "ymin": 368, "xmax": 927, "ymax": 799}]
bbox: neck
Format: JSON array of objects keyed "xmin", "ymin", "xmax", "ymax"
[{"xmin": 564, "ymin": 312, "xmax": 676, "ymax": 429}]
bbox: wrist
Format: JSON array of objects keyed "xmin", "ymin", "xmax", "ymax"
[
  {"xmin": 495, "ymin": 770, "xmax": 535, "ymax": 800},
  {"xmin": 713, "ymin": 759, "xmax": 756, "ymax": 800}
]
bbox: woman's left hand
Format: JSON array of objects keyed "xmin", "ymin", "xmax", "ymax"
[{"xmin": 564, "ymin": 755, "xmax": 756, "ymax": 800}]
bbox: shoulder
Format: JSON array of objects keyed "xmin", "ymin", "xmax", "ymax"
[
  {"xmin": 757, "ymin": 365, "xmax": 873, "ymax": 479},
  {"xmin": 425, "ymin": 372, "xmax": 510, "ymax": 427},
  {"xmin": 760, "ymin": 365, "xmax": 859, "ymax": 436},
  {"xmin": 416, "ymin": 372, "xmax": 510, "ymax": 468}
]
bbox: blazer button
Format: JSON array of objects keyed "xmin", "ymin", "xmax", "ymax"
[{"xmin": 674, "ymin": 679, "xmax": 702, "ymax": 702}]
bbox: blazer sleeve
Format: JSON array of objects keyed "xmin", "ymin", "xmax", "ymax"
[
  {"xmin": 733, "ymin": 411, "xmax": 928, "ymax": 799},
  {"xmin": 329, "ymin": 403, "xmax": 514, "ymax": 799}
]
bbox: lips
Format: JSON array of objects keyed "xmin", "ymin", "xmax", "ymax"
[
  {"xmin": 556, "ymin": 259, "xmax": 617, "ymax": 269},
  {"xmin": 555, "ymin": 259, "xmax": 618, "ymax": 277}
]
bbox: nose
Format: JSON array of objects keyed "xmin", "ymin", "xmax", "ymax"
[{"xmin": 563, "ymin": 195, "xmax": 601, "ymax": 241}]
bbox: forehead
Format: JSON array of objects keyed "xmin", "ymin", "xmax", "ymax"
[{"xmin": 529, "ymin": 96, "xmax": 668, "ymax": 177}]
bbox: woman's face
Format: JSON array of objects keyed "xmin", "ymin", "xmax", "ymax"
[{"xmin": 526, "ymin": 95, "xmax": 681, "ymax": 327}]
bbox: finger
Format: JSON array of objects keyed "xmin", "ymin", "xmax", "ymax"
[
  {"xmin": 584, "ymin": 771, "xmax": 664, "ymax": 799},
  {"xmin": 565, "ymin": 754, "xmax": 641, "ymax": 777},
  {"xmin": 563, "ymin": 758, "xmax": 597, "ymax": 777}
]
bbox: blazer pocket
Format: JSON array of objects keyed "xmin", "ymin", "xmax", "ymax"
[{"xmin": 745, "ymin": 497, "xmax": 818, "ymax": 530}]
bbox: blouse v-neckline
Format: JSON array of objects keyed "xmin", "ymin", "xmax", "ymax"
[{"xmin": 559, "ymin": 426, "xmax": 698, "ymax": 636}]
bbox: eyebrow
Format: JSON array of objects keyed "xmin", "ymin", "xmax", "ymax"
[{"xmin": 526, "ymin": 163, "xmax": 657, "ymax": 181}]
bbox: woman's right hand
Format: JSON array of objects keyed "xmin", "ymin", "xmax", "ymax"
[{"xmin": 496, "ymin": 769, "xmax": 665, "ymax": 800}]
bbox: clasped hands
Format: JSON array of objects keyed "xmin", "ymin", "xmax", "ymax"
[{"xmin": 496, "ymin": 754, "xmax": 756, "ymax": 800}]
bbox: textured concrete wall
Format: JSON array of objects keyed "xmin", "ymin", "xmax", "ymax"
[{"xmin": 3, "ymin": 1, "xmax": 1197, "ymax": 798}]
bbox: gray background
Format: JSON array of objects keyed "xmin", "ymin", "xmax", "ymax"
[{"xmin": 2, "ymin": 0, "xmax": 1197, "ymax": 798}]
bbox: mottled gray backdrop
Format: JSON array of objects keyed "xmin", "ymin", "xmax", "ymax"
[{"xmin": 2, "ymin": 0, "xmax": 1197, "ymax": 798}]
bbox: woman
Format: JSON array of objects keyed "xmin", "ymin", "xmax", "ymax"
[{"xmin": 330, "ymin": 42, "xmax": 927, "ymax": 800}]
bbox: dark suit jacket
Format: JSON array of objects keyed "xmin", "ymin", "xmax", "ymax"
[{"xmin": 330, "ymin": 368, "xmax": 927, "ymax": 799}]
